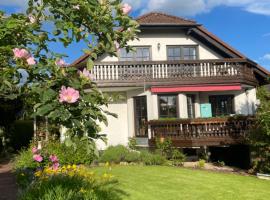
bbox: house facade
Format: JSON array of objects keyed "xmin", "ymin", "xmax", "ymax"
[{"xmin": 73, "ymin": 12, "xmax": 269, "ymax": 156}]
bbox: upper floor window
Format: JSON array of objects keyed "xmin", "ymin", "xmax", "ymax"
[
  {"xmin": 167, "ymin": 46, "xmax": 198, "ymax": 61},
  {"xmin": 119, "ymin": 47, "xmax": 151, "ymax": 61}
]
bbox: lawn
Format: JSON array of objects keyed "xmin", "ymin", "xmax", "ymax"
[{"xmin": 94, "ymin": 165, "xmax": 270, "ymax": 200}]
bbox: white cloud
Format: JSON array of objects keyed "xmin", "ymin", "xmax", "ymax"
[
  {"xmin": 261, "ymin": 53, "xmax": 270, "ymax": 60},
  {"xmin": 124, "ymin": 0, "xmax": 270, "ymax": 16}
]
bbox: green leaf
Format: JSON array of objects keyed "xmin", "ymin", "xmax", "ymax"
[
  {"xmin": 87, "ymin": 59, "xmax": 94, "ymax": 70},
  {"xmin": 64, "ymin": 138, "xmax": 73, "ymax": 147}
]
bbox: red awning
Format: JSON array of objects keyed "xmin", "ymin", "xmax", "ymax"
[{"xmin": 151, "ymin": 84, "xmax": 241, "ymax": 93}]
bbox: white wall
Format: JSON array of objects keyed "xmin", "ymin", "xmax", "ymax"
[
  {"xmin": 96, "ymin": 101, "xmax": 129, "ymax": 150},
  {"xmin": 99, "ymin": 30, "xmax": 221, "ymax": 62}
]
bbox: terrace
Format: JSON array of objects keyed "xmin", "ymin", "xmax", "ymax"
[{"xmin": 91, "ymin": 58, "xmax": 257, "ymax": 87}]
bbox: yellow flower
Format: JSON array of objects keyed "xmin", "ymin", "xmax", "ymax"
[
  {"xmin": 34, "ymin": 171, "xmax": 42, "ymax": 177},
  {"xmin": 105, "ymin": 162, "xmax": 110, "ymax": 167},
  {"xmin": 67, "ymin": 164, "xmax": 71, "ymax": 169},
  {"xmin": 72, "ymin": 164, "xmax": 77, "ymax": 169},
  {"xmin": 20, "ymin": 173, "xmax": 25, "ymax": 176}
]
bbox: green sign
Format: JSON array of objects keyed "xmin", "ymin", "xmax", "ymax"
[{"xmin": 200, "ymin": 103, "xmax": 212, "ymax": 118}]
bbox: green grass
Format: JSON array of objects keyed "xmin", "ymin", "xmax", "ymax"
[{"xmin": 93, "ymin": 165, "xmax": 270, "ymax": 200}]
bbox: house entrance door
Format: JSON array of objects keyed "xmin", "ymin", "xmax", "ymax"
[{"xmin": 134, "ymin": 96, "xmax": 148, "ymax": 137}]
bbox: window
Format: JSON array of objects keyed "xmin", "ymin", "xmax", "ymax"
[
  {"xmin": 209, "ymin": 95, "xmax": 234, "ymax": 117},
  {"xmin": 167, "ymin": 46, "xmax": 198, "ymax": 61},
  {"xmin": 159, "ymin": 95, "xmax": 177, "ymax": 118},
  {"xmin": 119, "ymin": 47, "xmax": 150, "ymax": 61},
  {"xmin": 187, "ymin": 94, "xmax": 195, "ymax": 118},
  {"xmin": 167, "ymin": 47, "xmax": 181, "ymax": 61},
  {"xmin": 183, "ymin": 47, "xmax": 197, "ymax": 60}
]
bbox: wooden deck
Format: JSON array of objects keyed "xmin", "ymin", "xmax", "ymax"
[{"xmin": 147, "ymin": 117, "xmax": 254, "ymax": 147}]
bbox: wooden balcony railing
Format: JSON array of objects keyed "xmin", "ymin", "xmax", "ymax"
[
  {"xmin": 92, "ymin": 59, "xmax": 256, "ymax": 85},
  {"xmin": 147, "ymin": 117, "xmax": 254, "ymax": 147}
]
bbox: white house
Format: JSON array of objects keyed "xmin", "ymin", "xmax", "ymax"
[{"xmin": 73, "ymin": 12, "xmax": 269, "ymax": 155}]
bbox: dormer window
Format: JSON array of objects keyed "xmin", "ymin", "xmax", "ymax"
[
  {"xmin": 167, "ymin": 46, "xmax": 198, "ymax": 61},
  {"xmin": 119, "ymin": 46, "xmax": 151, "ymax": 61}
]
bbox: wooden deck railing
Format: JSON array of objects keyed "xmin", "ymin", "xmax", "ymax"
[
  {"xmin": 147, "ymin": 117, "xmax": 254, "ymax": 147},
  {"xmin": 92, "ymin": 59, "xmax": 255, "ymax": 83}
]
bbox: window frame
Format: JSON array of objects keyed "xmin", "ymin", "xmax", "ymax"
[
  {"xmin": 158, "ymin": 94, "xmax": 179, "ymax": 119},
  {"xmin": 119, "ymin": 46, "xmax": 152, "ymax": 61},
  {"xmin": 209, "ymin": 95, "xmax": 235, "ymax": 117},
  {"xmin": 187, "ymin": 94, "xmax": 196, "ymax": 119},
  {"xmin": 166, "ymin": 45, "xmax": 199, "ymax": 61}
]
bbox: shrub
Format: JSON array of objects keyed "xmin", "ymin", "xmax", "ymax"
[
  {"xmin": 155, "ymin": 138, "xmax": 173, "ymax": 159},
  {"xmin": 43, "ymin": 138, "xmax": 97, "ymax": 165},
  {"xmin": 140, "ymin": 151, "xmax": 167, "ymax": 166},
  {"xmin": 171, "ymin": 149, "xmax": 186, "ymax": 166},
  {"xmin": 99, "ymin": 145, "xmax": 129, "ymax": 164},
  {"xmin": 128, "ymin": 137, "xmax": 137, "ymax": 150},
  {"xmin": 19, "ymin": 166, "xmax": 123, "ymax": 200},
  {"xmin": 14, "ymin": 148, "xmax": 39, "ymax": 170},
  {"xmin": 125, "ymin": 151, "xmax": 141, "ymax": 163},
  {"xmin": 197, "ymin": 159, "xmax": 206, "ymax": 168}
]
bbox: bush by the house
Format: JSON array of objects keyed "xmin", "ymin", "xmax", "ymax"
[
  {"xmin": 140, "ymin": 150, "xmax": 167, "ymax": 166},
  {"xmin": 155, "ymin": 138, "xmax": 174, "ymax": 159},
  {"xmin": 128, "ymin": 137, "xmax": 137, "ymax": 150},
  {"xmin": 171, "ymin": 149, "xmax": 186, "ymax": 166},
  {"xmin": 99, "ymin": 145, "xmax": 167, "ymax": 165},
  {"xmin": 99, "ymin": 145, "xmax": 129, "ymax": 164},
  {"xmin": 125, "ymin": 151, "xmax": 141, "ymax": 163},
  {"xmin": 197, "ymin": 159, "xmax": 206, "ymax": 168}
]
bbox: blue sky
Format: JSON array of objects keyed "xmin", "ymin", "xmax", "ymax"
[{"xmin": 1, "ymin": 0, "xmax": 270, "ymax": 70}]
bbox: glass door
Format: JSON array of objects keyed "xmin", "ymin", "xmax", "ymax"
[{"xmin": 134, "ymin": 96, "xmax": 148, "ymax": 137}]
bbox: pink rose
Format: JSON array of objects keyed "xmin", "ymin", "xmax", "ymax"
[
  {"xmin": 13, "ymin": 48, "xmax": 30, "ymax": 59},
  {"xmin": 52, "ymin": 162, "xmax": 60, "ymax": 170},
  {"xmin": 55, "ymin": 59, "xmax": 68, "ymax": 67},
  {"xmin": 32, "ymin": 147, "xmax": 38, "ymax": 154},
  {"xmin": 33, "ymin": 154, "xmax": 43, "ymax": 162},
  {"xmin": 49, "ymin": 154, "xmax": 59, "ymax": 163},
  {"xmin": 26, "ymin": 56, "xmax": 36, "ymax": 65},
  {"xmin": 122, "ymin": 3, "xmax": 132, "ymax": 14},
  {"xmin": 59, "ymin": 86, "xmax": 80, "ymax": 103},
  {"xmin": 80, "ymin": 68, "xmax": 95, "ymax": 80}
]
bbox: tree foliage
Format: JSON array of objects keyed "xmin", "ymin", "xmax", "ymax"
[
  {"xmin": 0, "ymin": 0, "xmax": 139, "ymax": 144},
  {"xmin": 249, "ymin": 86, "xmax": 270, "ymax": 173}
]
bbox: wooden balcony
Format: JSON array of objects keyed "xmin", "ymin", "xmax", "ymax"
[
  {"xmin": 147, "ymin": 117, "xmax": 254, "ymax": 147},
  {"xmin": 92, "ymin": 59, "xmax": 257, "ymax": 87}
]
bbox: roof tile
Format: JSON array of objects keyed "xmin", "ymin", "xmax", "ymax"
[{"xmin": 136, "ymin": 12, "xmax": 196, "ymax": 25}]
